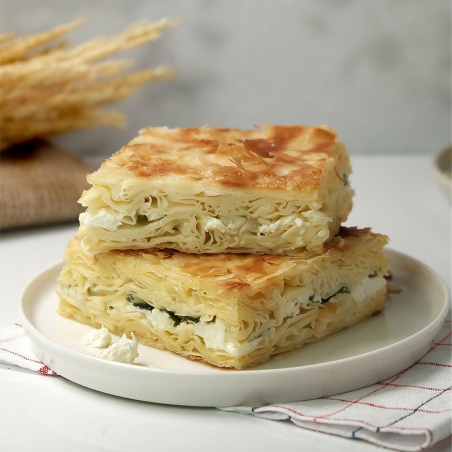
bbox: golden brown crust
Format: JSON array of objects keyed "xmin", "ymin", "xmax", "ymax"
[
  {"xmin": 80, "ymin": 227, "xmax": 388, "ymax": 294},
  {"xmin": 59, "ymin": 226, "xmax": 389, "ymax": 369},
  {"xmin": 96, "ymin": 125, "xmax": 342, "ymax": 191}
]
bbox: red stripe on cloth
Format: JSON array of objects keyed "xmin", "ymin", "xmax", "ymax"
[
  {"xmin": 313, "ymin": 365, "xmax": 415, "ymax": 421},
  {"xmin": 322, "ymin": 397, "xmax": 452, "ymax": 414},
  {"xmin": 0, "ymin": 347, "xmax": 43, "ymax": 365},
  {"xmin": 38, "ymin": 365, "xmax": 57, "ymax": 375},
  {"xmin": 265, "ymin": 405, "xmax": 381, "ymax": 426},
  {"xmin": 313, "ymin": 330, "xmax": 451, "ymax": 421},
  {"xmin": 427, "ymin": 332, "xmax": 452, "ymax": 352},
  {"xmin": 264, "ymin": 404, "xmax": 434, "ymax": 440},
  {"xmin": 375, "ymin": 386, "xmax": 451, "ymax": 449},
  {"xmin": 376, "ymin": 383, "xmax": 451, "ymax": 392},
  {"xmin": 417, "ymin": 363, "xmax": 452, "ymax": 368}
]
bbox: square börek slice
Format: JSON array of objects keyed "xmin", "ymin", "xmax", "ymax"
[
  {"xmin": 77, "ymin": 125, "xmax": 354, "ymax": 254},
  {"xmin": 57, "ymin": 227, "xmax": 389, "ymax": 369}
]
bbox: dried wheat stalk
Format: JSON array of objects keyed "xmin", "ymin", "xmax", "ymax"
[{"xmin": 0, "ymin": 18, "xmax": 178, "ymax": 151}]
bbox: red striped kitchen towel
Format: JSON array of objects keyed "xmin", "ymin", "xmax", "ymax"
[
  {"xmin": 1, "ymin": 321, "xmax": 451, "ymax": 451},
  {"xmin": 222, "ymin": 320, "xmax": 451, "ymax": 451},
  {"xmin": 0, "ymin": 323, "xmax": 56, "ymax": 375}
]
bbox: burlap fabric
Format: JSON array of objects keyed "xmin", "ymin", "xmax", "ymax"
[{"xmin": 0, "ymin": 140, "xmax": 91, "ymax": 230}]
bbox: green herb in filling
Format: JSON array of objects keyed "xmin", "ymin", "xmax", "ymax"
[
  {"xmin": 133, "ymin": 302, "xmax": 155, "ymax": 311},
  {"xmin": 248, "ymin": 329, "xmax": 267, "ymax": 343},
  {"xmin": 167, "ymin": 311, "xmax": 200, "ymax": 326},
  {"xmin": 321, "ymin": 286, "xmax": 349, "ymax": 304},
  {"xmin": 126, "ymin": 293, "xmax": 154, "ymax": 311},
  {"xmin": 126, "ymin": 293, "xmax": 200, "ymax": 325},
  {"xmin": 126, "ymin": 294, "xmax": 138, "ymax": 303}
]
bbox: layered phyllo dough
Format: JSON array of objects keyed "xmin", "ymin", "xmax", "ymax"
[
  {"xmin": 77, "ymin": 125, "xmax": 354, "ymax": 254},
  {"xmin": 57, "ymin": 227, "xmax": 389, "ymax": 369}
]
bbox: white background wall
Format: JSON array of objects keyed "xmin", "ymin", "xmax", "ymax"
[{"xmin": 1, "ymin": 0, "xmax": 451, "ymax": 158}]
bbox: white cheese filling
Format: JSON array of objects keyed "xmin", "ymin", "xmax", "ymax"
[
  {"xmin": 80, "ymin": 208, "xmax": 123, "ymax": 231},
  {"xmin": 193, "ymin": 319, "xmax": 235, "ymax": 353},
  {"xmin": 257, "ymin": 214, "xmax": 303, "ymax": 234},
  {"xmin": 127, "ymin": 304, "xmax": 245, "ymax": 355},
  {"xmin": 121, "ymin": 275, "xmax": 386, "ymax": 356},
  {"xmin": 98, "ymin": 332, "xmax": 139, "ymax": 364},
  {"xmin": 189, "ymin": 277, "xmax": 385, "ymax": 354},
  {"xmin": 351, "ymin": 276, "xmax": 386, "ymax": 304},
  {"xmin": 83, "ymin": 325, "xmax": 112, "ymax": 348},
  {"xmin": 204, "ymin": 214, "xmax": 307, "ymax": 238},
  {"xmin": 204, "ymin": 217, "xmax": 245, "ymax": 234},
  {"xmin": 144, "ymin": 308, "xmax": 174, "ymax": 331}
]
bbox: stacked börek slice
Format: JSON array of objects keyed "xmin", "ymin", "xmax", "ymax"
[{"xmin": 57, "ymin": 125, "xmax": 389, "ymax": 369}]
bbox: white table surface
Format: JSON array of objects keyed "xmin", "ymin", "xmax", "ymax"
[{"xmin": 1, "ymin": 154, "xmax": 450, "ymax": 452}]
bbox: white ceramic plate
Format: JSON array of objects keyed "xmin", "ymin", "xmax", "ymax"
[{"xmin": 19, "ymin": 248, "xmax": 449, "ymax": 407}]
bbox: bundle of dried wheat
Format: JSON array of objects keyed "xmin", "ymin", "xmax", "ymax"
[{"xmin": 0, "ymin": 18, "xmax": 177, "ymax": 151}]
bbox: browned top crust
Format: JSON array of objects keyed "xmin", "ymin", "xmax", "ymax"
[
  {"xmin": 93, "ymin": 227, "xmax": 387, "ymax": 293},
  {"xmin": 95, "ymin": 125, "xmax": 344, "ymax": 191}
]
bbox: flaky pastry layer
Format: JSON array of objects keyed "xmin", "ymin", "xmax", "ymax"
[
  {"xmin": 57, "ymin": 227, "xmax": 389, "ymax": 369},
  {"xmin": 77, "ymin": 125, "xmax": 353, "ymax": 254}
]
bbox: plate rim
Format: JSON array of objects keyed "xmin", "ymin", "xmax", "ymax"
[{"xmin": 18, "ymin": 247, "xmax": 450, "ymax": 378}]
